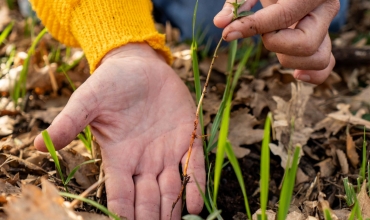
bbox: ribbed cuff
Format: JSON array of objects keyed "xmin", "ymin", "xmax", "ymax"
[{"xmin": 70, "ymin": 0, "xmax": 172, "ymax": 72}]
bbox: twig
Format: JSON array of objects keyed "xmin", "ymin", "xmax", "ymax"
[
  {"xmin": 69, "ymin": 176, "xmax": 107, "ymax": 209},
  {"xmin": 170, "ymin": 37, "xmax": 223, "ymax": 219},
  {"xmin": 43, "ymin": 55, "xmax": 58, "ymax": 95}
]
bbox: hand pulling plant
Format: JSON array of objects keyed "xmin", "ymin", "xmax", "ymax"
[{"xmin": 170, "ymin": 0, "xmax": 254, "ymax": 218}]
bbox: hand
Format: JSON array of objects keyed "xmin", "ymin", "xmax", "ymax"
[
  {"xmin": 33, "ymin": 43, "xmax": 205, "ymax": 220},
  {"xmin": 214, "ymin": 0, "xmax": 340, "ymax": 84}
]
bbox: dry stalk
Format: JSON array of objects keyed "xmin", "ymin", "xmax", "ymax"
[
  {"xmin": 43, "ymin": 55, "xmax": 58, "ymax": 95},
  {"xmin": 170, "ymin": 37, "xmax": 223, "ymax": 219},
  {"xmin": 69, "ymin": 176, "xmax": 107, "ymax": 209}
]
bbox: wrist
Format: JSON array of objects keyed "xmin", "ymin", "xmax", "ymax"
[{"xmin": 99, "ymin": 43, "xmax": 167, "ymax": 67}]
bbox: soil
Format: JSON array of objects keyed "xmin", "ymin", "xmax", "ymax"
[{"xmin": 1, "ymin": 0, "xmax": 370, "ymax": 219}]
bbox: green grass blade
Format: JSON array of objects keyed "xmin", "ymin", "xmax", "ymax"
[
  {"xmin": 57, "ymin": 54, "xmax": 84, "ymax": 72},
  {"xmin": 343, "ymin": 177, "xmax": 355, "ymax": 206},
  {"xmin": 225, "ymin": 141, "xmax": 252, "ymax": 219},
  {"xmin": 182, "ymin": 215, "xmax": 203, "ymax": 220},
  {"xmin": 227, "ymin": 40, "xmax": 237, "ymax": 73},
  {"xmin": 207, "ymin": 39, "xmax": 237, "ymax": 153},
  {"xmin": 278, "ymin": 146, "xmax": 301, "ymax": 220},
  {"xmin": 59, "ymin": 192, "xmax": 121, "ymax": 220},
  {"xmin": 65, "ymin": 159, "xmax": 100, "ymax": 185},
  {"xmin": 206, "ymin": 210, "xmax": 222, "ymax": 220},
  {"xmin": 260, "ymin": 113, "xmax": 272, "ymax": 220},
  {"xmin": 194, "ymin": 175, "xmax": 212, "ymax": 213},
  {"xmin": 231, "ymin": 45, "xmax": 253, "ymax": 92},
  {"xmin": 13, "ymin": 28, "xmax": 47, "ymax": 107},
  {"xmin": 207, "ymin": 73, "xmax": 232, "ymax": 153},
  {"xmin": 348, "ymin": 202, "xmax": 358, "ymax": 220},
  {"xmin": 213, "ymin": 96, "xmax": 232, "ymax": 207},
  {"xmin": 61, "ymin": 70, "xmax": 77, "ymax": 91},
  {"xmin": 0, "ymin": 21, "xmax": 14, "ymax": 45},
  {"xmin": 42, "ymin": 130, "xmax": 65, "ymax": 184},
  {"xmin": 324, "ymin": 209, "xmax": 332, "ymax": 220}
]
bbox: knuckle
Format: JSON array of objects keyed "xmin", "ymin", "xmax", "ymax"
[
  {"xmin": 277, "ymin": 4, "xmax": 295, "ymax": 28},
  {"xmin": 327, "ymin": 0, "xmax": 340, "ymax": 16}
]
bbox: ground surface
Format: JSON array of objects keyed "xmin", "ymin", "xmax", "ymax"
[{"xmin": 0, "ymin": 0, "xmax": 370, "ymax": 219}]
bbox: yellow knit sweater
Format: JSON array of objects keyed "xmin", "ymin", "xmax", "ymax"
[{"xmin": 29, "ymin": 0, "xmax": 172, "ymax": 72}]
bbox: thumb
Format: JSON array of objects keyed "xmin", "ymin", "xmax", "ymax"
[{"xmin": 34, "ymin": 88, "xmax": 99, "ymax": 151}]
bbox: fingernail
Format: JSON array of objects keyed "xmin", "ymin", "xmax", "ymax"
[
  {"xmin": 296, "ymin": 74, "xmax": 311, "ymax": 82},
  {"xmin": 216, "ymin": 7, "xmax": 233, "ymax": 17},
  {"xmin": 225, "ymin": 31, "xmax": 243, "ymax": 41}
]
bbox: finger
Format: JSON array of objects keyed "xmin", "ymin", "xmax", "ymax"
[
  {"xmin": 158, "ymin": 166, "xmax": 182, "ymax": 220},
  {"xmin": 134, "ymin": 174, "xmax": 161, "ymax": 219},
  {"xmin": 182, "ymin": 138, "xmax": 205, "ymax": 214},
  {"xmin": 33, "ymin": 83, "xmax": 99, "ymax": 151},
  {"xmin": 222, "ymin": 0, "xmax": 327, "ymax": 41},
  {"xmin": 276, "ymin": 33, "xmax": 332, "ymax": 70},
  {"xmin": 262, "ymin": 0, "xmax": 339, "ymax": 56},
  {"xmin": 214, "ymin": 0, "xmax": 258, "ymax": 28},
  {"xmin": 104, "ymin": 164, "xmax": 135, "ymax": 220},
  {"xmin": 294, "ymin": 53, "xmax": 335, "ymax": 84}
]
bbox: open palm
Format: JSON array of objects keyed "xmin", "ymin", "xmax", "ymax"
[{"xmin": 34, "ymin": 43, "xmax": 205, "ymax": 220}]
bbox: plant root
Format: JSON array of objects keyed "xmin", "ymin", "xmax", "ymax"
[{"xmin": 170, "ymin": 37, "xmax": 223, "ymax": 219}]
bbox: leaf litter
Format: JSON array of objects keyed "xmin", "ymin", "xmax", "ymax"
[{"xmin": 0, "ymin": 0, "xmax": 370, "ymax": 219}]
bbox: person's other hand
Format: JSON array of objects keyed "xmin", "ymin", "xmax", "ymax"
[
  {"xmin": 214, "ymin": 0, "xmax": 340, "ymax": 84},
  {"xmin": 33, "ymin": 43, "xmax": 205, "ymax": 220}
]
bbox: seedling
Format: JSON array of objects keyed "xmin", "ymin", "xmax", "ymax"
[
  {"xmin": 12, "ymin": 28, "xmax": 47, "ymax": 108},
  {"xmin": 42, "ymin": 130, "xmax": 99, "ymax": 191},
  {"xmin": 277, "ymin": 146, "xmax": 301, "ymax": 220},
  {"xmin": 0, "ymin": 21, "xmax": 14, "ymax": 45},
  {"xmin": 60, "ymin": 192, "xmax": 121, "ymax": 220},
  {"xmin": 260, "ymin": 113, "xmax": 272, "ymax": 220}
]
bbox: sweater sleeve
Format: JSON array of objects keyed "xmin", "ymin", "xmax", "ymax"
[{"xmin": 29, "ymin": 0, "xmax": 172, "ymax": 72}]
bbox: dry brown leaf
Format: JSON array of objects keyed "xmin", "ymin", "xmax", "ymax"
[
  {"xmin": 357, "ymin": 180, "xmax": 370, "ymax": 218},
  {"xmin": 0, "ymin": 116, "xmax": 14, "ymax": 136},
  {"xmin": 228, "ymin": 108, "xmax": 264, "ymax": 158},
  {"xmin": 336, "ymin": 149, "xmax": 349, "ymax": 174},
  {"xmin": 5, "ymin": 178, "xmax": 82, "ymax": 220},
  {"xmin": 331, "ymin": 209, "xmax": 351, "ymax": 220},
  {"xmin": 313, "ymin": 104, "xmax": 368, "ymax": 137},
  {"xmin": 203, "ymin": 92, "xmax": 221, "ymax": 126},
  {"xmin": 314, "ymin": 159, "xmax": 336, "ymax": 177},
  {"xmin": 273, "ymin": 82, "xmax": 314, "ymax": 149},
  {"xmin": 286, "ymin": 211, "xmax": 305, "ymax": 220},
  {"xmin": 0, "ymin": 153, "xmax": 47, "ymax": 175},
  {"xmin": 59, "ymin": 148, "xmax": 99, "ymax": 189},
  {"xmin": 346, "ymin": 132, "xmax": 359, "ymax": 167},
  {"xmin": 30, "ymin": 106, "xmax": 63, "ymax": 124},
  {"xmin": 328, "ymin": 104, "xmax": 370, "ymax": 128},
  {"xmin": 318, "ymin": 192, "xmax": 338, "ymax": 220},
  {"xmin": 0, "ymin": 179, "xmax": 21, "ymax": 195},
  {"xmin": 0, "ymin": 1, "xmax": 10, "ymax": 31},
  {"xmin": 252, "ymin": 209, "xmax": 276, "ymax": 220}
]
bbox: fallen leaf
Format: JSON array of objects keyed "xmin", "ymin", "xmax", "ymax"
[
  {"xmin": 346, "ymin": 131, "xmax": 359, "ymax": 167},
  {"xmin": 59, "ymin": 148, "xmax": 99, "ymax": 189},
  {"xmin": 357, "ymin": 180, "xmax": 370, "ymax": 218},
  {"xmin": 4, "ymin": 178, "xmax": 82, "ymax": 220},
  {"xmin": 314, "ymin": 159, "xmax": 336, "ymax": 178},
  {"xmin": 336, "ymin": 149, "xmax": 349, "ymax": 174},
  {"xmin": 228, "ymin": 108, "xmax": 264, "ymax": 158},
  {"xmin": 0, "ymin": 179, "xmax": 21, "ymax": 195},
  {"xmin": 30, "ymin": 106, "xmax": 63, "ymax": 124},
  {"xmin": 318, "ymin": 192, "xmax": 338, "ymax": 220},
  {"xmin": 286, "ymin": 211, "xmax": 305, "ymax": 220},
  {"xmin": 331, "ymin": 209, "xmax": 351, "ymax": 220},
  {"xmin": 0, "ymin": 116, "xmax": 14, "ymax": 136},
  {"xmin": 252, "ymin": 209, "xmax": 276, "ymax": 220},
  {"xmin": 0, "ymin": 153, "xmax": 47, "ymax": 175},
  {"xmin": 273, "ymin": 82, "xmax": 314, "ymax": 149}
]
